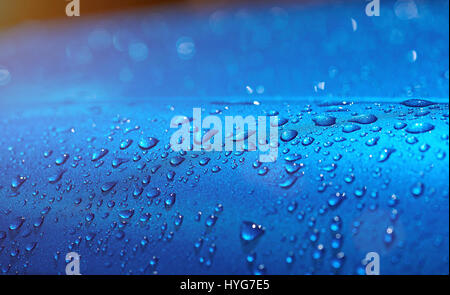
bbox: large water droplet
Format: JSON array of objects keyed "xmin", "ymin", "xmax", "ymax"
[
  {"xmin": 91, "ymin": 148, "xmax": 108, "ymax": 161},
  {"xmin": 348, "ymin": 114, "xmax": 377, "ymax": 124},
  {"xmin": 164, "ymin": 193, "xmax": 176, "ymax": 208},
  {"xmin": 120, "ymin": 139, "xmax": 133, "ymax": 150},
  {"xmin": 342, "ymin": 124, "xmax": 361, "ymax": 133},
  {"xmin": 147, "ymin": 187, "xmax": 161, "ymax": 199},
  {"xmin": 270, "ymin": 117, "xmax": 289, "ymax": 127},
  {"xmin": 119, "ymin": 209, "xmax": 134, "ymax": 219},
  {"xmin": 280, "ymin": 130, "xmax": 298, "ymax": 142},
  {"xmin": 410, "ymin": 182, "xmax": 424, "ymax": 197},
  {"xmin": 378, "ymin": 148, "xmax": 396, "ymax": 162},
  {"xmin": 279, "ymin": 176, "xmax": 298, "ymax": 189},
  {"xmin": 138, "ymin": 137, "xmax": 159, "ymax": 150},
  {"xmin": 401, "ymin": 99, "xmax": 435, "ymax": 107},
  {"xmin": 48, "ymin": 169, "xmax": 67, "ymax": 184},
  {"xmin": 394, "ymin": 122, "xmax": 407, "ymax": 130},
  {"xmin": 302, "ymin": 136, "xmax": 315, "ymax": 146},
  {"xmin": 101, "ymin": 181, "xmax": 117, "ymax": 193}
]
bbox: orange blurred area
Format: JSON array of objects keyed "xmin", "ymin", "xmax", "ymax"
[{"xmin": 0, "ymin": 0, "xmax": 229, "ymax": 29}]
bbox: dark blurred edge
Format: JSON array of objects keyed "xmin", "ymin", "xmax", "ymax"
[{"xmin": 0, "ymin": 0, "xmax": 324, "ymax": 30}]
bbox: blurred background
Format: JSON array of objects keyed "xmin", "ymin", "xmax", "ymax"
[{"xmin": 0, "ymin": 0, "xmax": 448, "ymax": 105}]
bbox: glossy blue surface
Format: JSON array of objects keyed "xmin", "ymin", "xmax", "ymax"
[{"xmin": 0, "ymin": 0, "xmax": 448, "ymax": 275}]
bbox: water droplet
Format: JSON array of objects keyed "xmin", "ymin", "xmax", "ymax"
[
  {"xmin": 170, "ymin": 156, "xmax": 185, "ymax": 166},
  {"xmin": 280, "ymin": 130, "xmax": 298, "ymax": 142},
  {"xmin": 128, "ymin": 42, "xmax": 149, "ymax": 62},
  {"xmin": 55, "ymin": 153, "xmax": 70, "ymax": 165},
  {"xmin": 48, "ymin": 169, "xmax": 67, "ymax": 184},
  {"xmin": 342, "ymin": 124, "xmax": 361, "ymax": 133},
  {"xmin": 252, "ymin": 264, "xmax": 267, "ymax": 275},
  {"xmin": 330, "ymin": 216, "xmax": 342, "ymax": 232},
  {"xmin": 246, "ymin": 252, "xmax": 257, "ymax": 263},
  {"xmin": 176, "ymin": 36, "xmax": 195, "ymax": 60},
  {"xmin": 406, "ymin": 136, "xmax": 418, "ymax": 144},
  {"xmin": 11, "ymin": 175, "xmax": 27, "ymax": 190},
  {"xmin": 120, "ymin": 139, "xmax": 133, "ymax": 150},
  {"xmin": 365, "ymin": 137, "xmax": 380, "ymax": 146},
  {"xmin": 85, "ymin": 213, "xmax": 95, "ymax": 222},
  {"xmin": 138, "ymin": 137, "xmax": 159, "ymax": 150},
  {"xmin": 112, "ymin": 158, "xmax": 129, "ymax": 168},
  {"xmin": 401, "ymin": 99, "xmax": 435, "ymax": 107},
  {"xmin": 119, "ymin": 209, "xmax": 134, "ymax": 219},
  {"xmin": 285, "ymin": 163, "xmax": 302, "ymax": 174},
  {"xmin": 211, "ymin": 166, "xmax": 221, "ymax": 173},
  {"xmin": 199, "ymin": 157, "xmax": 210, "ymax": 166},
  {"xmin": 328, "ymin": 193, "xmax": 345, "ymax": 208},
  {"xmin": 279, "ymin": 176, "xmax": 298, "ymax": 189},
  {"xmin": 410, "ymin": 182, "xmax": 424, "ymax": 197},
  {"xmin": 257, "ymin": 166, "xmax": 269, "ymax": 176},
  {"xmin": 0, "ymin": 66, "xmax": 11, "ymax": 86},
  {"xmin": 394, "ymin": 122, "xmax": 407, "ymax": 130},
  {"xmin": 302, "ymin": 136, "xmax": 315, "ymax": 146},
  {"xmin": 284, "ymin": 154, "xmax": 302, "ymax": 162},
  {"xmin": 91, "ymin": 148, "xmax": 108, "ymax": 161},
  {"xmin": 9, "ymin": 217, "xmax": 25, "ymax": 231},
  {"xmin": 312, "ymin": 115, "xmax": 336, "ymax": 127},
  {"xmin": 147, "ymin": 187, "xmax": 161, "ymax": 199},
  {"xmin": 164, "ymin": 193, "xmax": 176, "ymax": 208},
  {"xmin": 348, "ymin": 114, "xmax": 377, "ymax": 124},
  {"xmin": 384, "ymin": 226, "xmax": 395, "ymax": 245},
  {"xmin": 331, "ymin": 252, "xmax": 345, "ymax": 270},
  {"xmin": 101, "ymin": 181, "xmax": 117, "ymax": 193},
  {"xmin": 240, "ymin": 221, "xmax": 265, "ymax": 241},
  {"xmin": 44, "ymin": 150, "xmax": 53, "ymax": 158},
  {"xmin": 405, "ymin": 122, "xmax": 435, "ymax": 134},
  {"xmin": 378, "ymin": 148, "xmax": 396, "ymax": 162},
  {"xmin": 205, "ymin": 215, "xmax": 218, "ymax": 227}
]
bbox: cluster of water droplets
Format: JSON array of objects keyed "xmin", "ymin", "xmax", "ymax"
[{"xmin": 0, "ymin": 98, "xmax": 448, "ymax": 274}]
